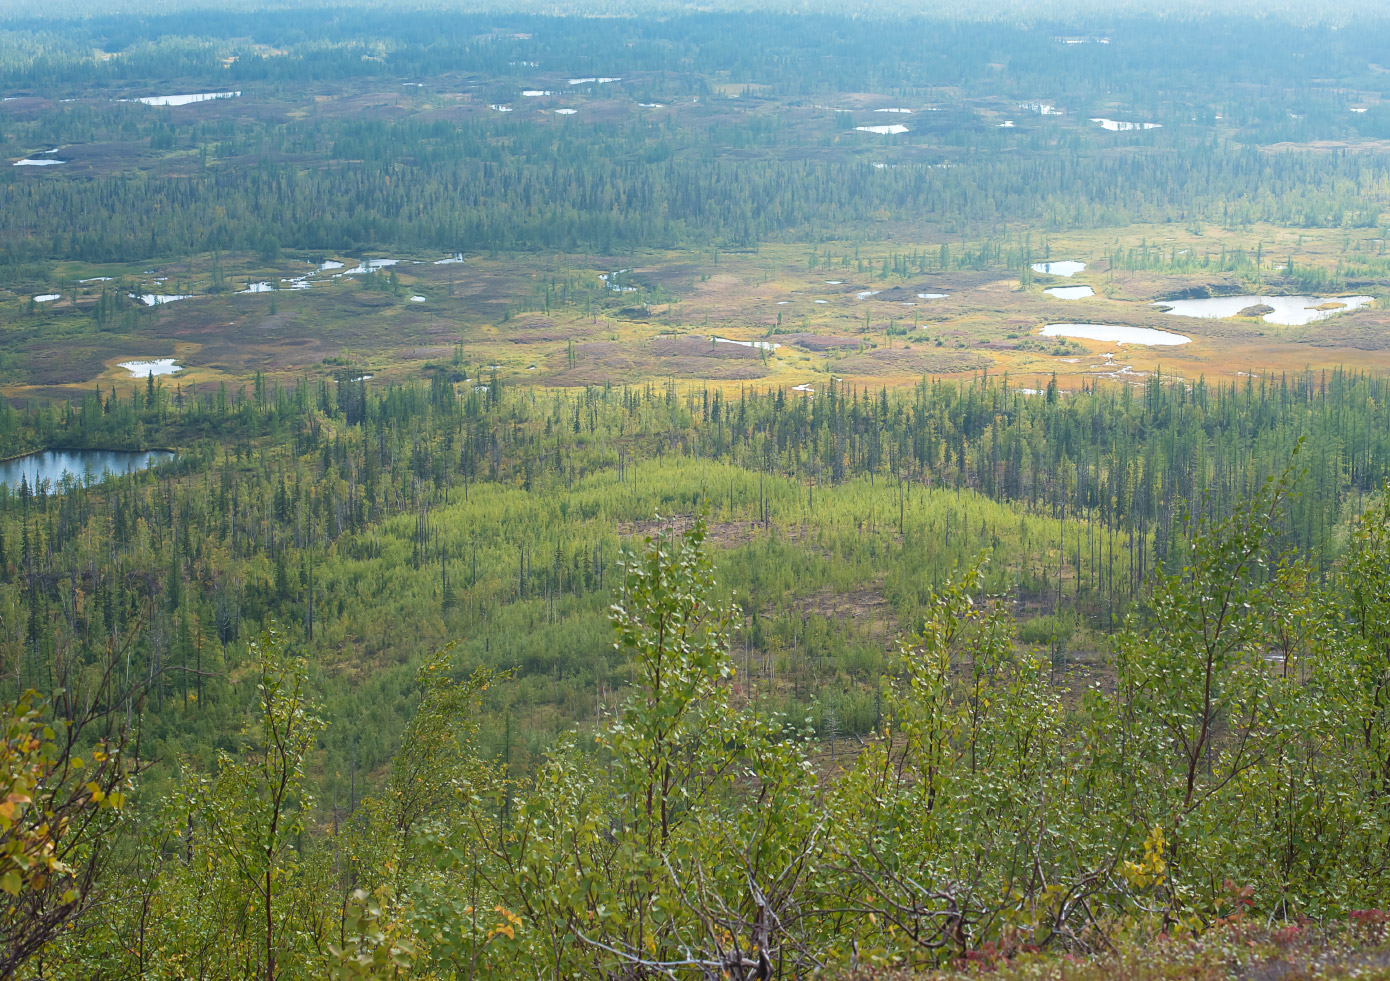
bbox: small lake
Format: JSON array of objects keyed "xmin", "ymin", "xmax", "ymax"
[
  {"xmin": 856, "ymin": 124, "xmax": 909, "ymax": 135},
  {"xmin": 118, "ymin": 358, "xmax": 181, "ymax": 377},
  {"xmin": 340, "ymin": 259, "xmax": 400, "ymax": 276},
  {"xmin": 1155, "ymin": 295, "xmax": 1373, "ymax": 326},
  {"xmin": 1091, "ymin": 118, "xmax": 1161, "ymax": 131},
  {"xmin": 1041, "ymin": 323, "xmax": 1190, "ymax": 346},
  {"xmin": 131, "ymin": 91, "xmax": 240, "ymax": 107},
  {"xmin": 34, "ymin": 294, "xmax": 60, "ymax": 303},
  {"xmin": 1046, "ymin": 285, "xmax": 1095, "ymax": 299},
  {"xmin": 14, "ymin": 158, "xmax": 66, "ymax": 166},
  {"xmin": 711, "ymin": 336, "xmax": 781, "ymax": 351},
  {"xmin": 0, "ymin": 449, "xmax": 174, "ymax": 492},
  {"xmin": 1032, "ymin": 260, "xmax": 1086, "ymax": 277},
  {"xmin": 130, "ymin": 293, "xmax": 193, "ymax": 306}
]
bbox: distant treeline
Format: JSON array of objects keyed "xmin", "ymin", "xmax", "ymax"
[
  {"xmin": 2, "ymin": 12, "xmax": 1389, "ymax": 100},
  {"xmin": 4, "ymin": 13, "xmax": 1390, "ymax": 262},
  {"xmin": 1, "ymin": 125, "xmax": 1385, "ymax": 262}
]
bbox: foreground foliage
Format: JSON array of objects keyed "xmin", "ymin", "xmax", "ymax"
[
  {"xmin": 10, "ymin": 468, "xmax": 1390, "ymax": 977},
  {"xmin": 849, "ymin": 918, "xmax": 1390, "ymax": 980}
]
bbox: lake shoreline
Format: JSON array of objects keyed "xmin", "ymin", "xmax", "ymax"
[{"xmin": 0, "ymin": 445, "xmax": 178, "ymax": 466}]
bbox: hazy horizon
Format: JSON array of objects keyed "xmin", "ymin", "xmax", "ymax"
[{"xmin": 3, "ymin": 0, "xmax": 1386, "ymax": 25}]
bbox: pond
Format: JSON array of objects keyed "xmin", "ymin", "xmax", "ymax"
[
  {"xmin": 130, "ymin": 293, "xmax": 194, "ymax": 306},
  {"xmin": 856, "ymin": 124, "xmax": 909, "ymax": 134},
  {"xmin": 14, "ymin": 158, "xmax": 66, "ymax": 166},
  {"xmin": 1046, "ymin": 285, "xmax": 1095, "ymax": 299},
  {"xmin": 711, "ymin": 336, "xmax": 781, "ymax": 351},
  {"xmin": 340, "ymin": 259, "xmax": 400, "ymax": 276},
  {"xmin": 118, "ymin": 358, "xmax": 181, "ymax": 377},
  {"xmin": 1091, "ymin": 118, "xmax": 1161, "ymax": 131},
  {"xmin": 1031, "ymin": 260, "xmax": 1086, "ymax": 277},
  {"xmin": 0, "ymin": 449, "xmax": 174, "ymax": 492},
  {"xmin": 1154, "ymin": 294, "xmax": 1373, "ymax": 326},
  {"xmin": 1040, "ymin": 323, "xmax": 1190, "ymax": 346},
  {"xmin": 130, "ymin": 91, "xmax": 240, "ymax": 107}
]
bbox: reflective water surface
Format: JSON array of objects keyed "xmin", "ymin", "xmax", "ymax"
[{"xmin": 0, "ymin": 450, "xmax": 174, "ymax": 491}]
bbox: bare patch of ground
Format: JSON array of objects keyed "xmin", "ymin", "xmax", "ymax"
[
  {"xmin": 650, "ymin": 337, "xmax": 762, "ymax": 359},
  {"xmin": 788, "ymin": 334, "xmax": 863, "ymax": 351},
  {"xmin": 25, "ymin": 344, "xmax": 125, "ymax": 385},
  {"xmin": 1293, "ymin": 309, "xmax": 1390, "ymax": 350},
  {"xmin": 501, "ymin": 320, "xmax": 594, "ymax": 343},
  {"xmin": 835, "ymin": 348, "xmax": 990, "ymax": 376},
  {"xmin": 782, "ymin": 582, "xmax": 892, "ymax": 628},
  {"xmin": 616, "ymin": 516, "xmax": 770, "ymax": 550}
]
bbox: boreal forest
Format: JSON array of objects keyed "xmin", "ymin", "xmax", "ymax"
[{"xmin": 7, "ymin": 2, "xmax": 1390, "ymax": 979}]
